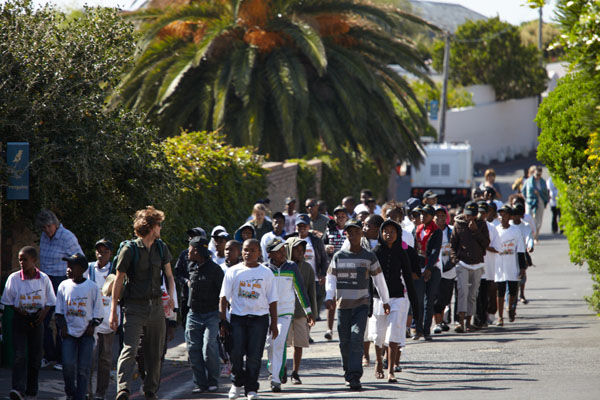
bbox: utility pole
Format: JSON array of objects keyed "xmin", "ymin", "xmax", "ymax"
[
  {"xmin": 537, "ymin": 6, "xmax": 543, "ymax": 136},
  {"xmin": 438, "ymin": 31, "xmax": 450, "ymax": 143}
]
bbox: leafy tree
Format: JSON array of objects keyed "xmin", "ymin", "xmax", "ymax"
[
  {"xmin": 0, "ymin": 0, "xmax": 174, "ymax": 255},
  {"xmin": 112, "ymin": 0, "xmax": 439, "ymax": 164},
  {"xmin": 519, "ymin": 20, "xmax": 563, "ymax": 62},
  {"xmin": 410, "ymin": 80, "xmax": 474, "ymax": 110},
  {"xmin": 535, "ymin": 0, "xmax": 600, "ymax": 314},
  {"xmin": 432, "ymin": 17, "xmax": 547, "ymax": 101}
]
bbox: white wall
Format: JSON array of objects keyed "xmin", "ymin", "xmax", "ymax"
[
  {"xmin": 464, "ymin": 84, "xmax": 495, "ymax": 105},
  {"xmin": 431, "ymin": 96, "xmax": 539, "ymax": 164}
]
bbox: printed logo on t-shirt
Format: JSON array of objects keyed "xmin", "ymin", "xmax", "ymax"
[
  {"xmin": 501, "ymin": 239, "xmax": 516, "ymax": 256},
  {"xmin": 66, "ymin": 296, "xmax": 88, "ymax": 318},
  {"xmin": 237, "ymin": 278, "xmax": 263, "ymax": 300},
  {"xmin": 19, "ymin": 289, "xmax": 43, "ymax": 312}
]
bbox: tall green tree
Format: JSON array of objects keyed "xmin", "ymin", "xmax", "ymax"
[
  {"xmin": 112, "ymin": 0, "xmax": 439, "ymax": 164},
  {"xmin": 432, "ymin": 17, "xmax": 547, "ymax": 101}
]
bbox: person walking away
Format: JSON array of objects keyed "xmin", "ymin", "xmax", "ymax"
[
  {"xmin": 284, "ymin": 237, "xmax": 317, "ymax": 385},
  {"xmin": 323, "ymin": 206, "xmax": 348, "ymax": 340},
  {"xmin": 547, "ymin": 175, "xmax": 560, "ymax": 234},
  {"xmin": 413, "ymin": 205, "xmax": 442, "ymax": 340},
  {"xmin": 371, "ymin": 220, "xmax": 419, "ymax": 383},
  {"xmin": 2, "ymin": 246, "xmax": 56, "ymax": 400},
  {"xmin": 450, "ymin": 201, "xmax": 490, "ymax": 333},
  {"xmin": 260, "ymin": 212, "xmax": 287, "ymax": 262},
  {"xmin": 522, "ymin": 166, "xmax": 549, "ymax": 242},
  {"xmin": 36, "ymin": 210, "xmax": 83, "ymax": 371},
  {"xmin": 494, "ymin": 205, "xmax": 527, "ymax": 325},
  {"xmin": 474, "ymin": 203, "xmax": 500, "ymax": 329},
  {"xmin": 479, "ymin": 168, "xmax": 502, "ymax": 200},
  {"xmin": 265, "ymin": 238, "xmax": 313, "ymax": 392},
  {"xmin": 325, "ymin": 219, "xmax": 390, "ymax": 391},
  {"xmin": 85, "ymin": 239, "xmax": 116, "ymax": 400},
  {"xmin": 432, "ymin": 207, "xmax": 455, "ymax": 334},
  {"xmin": 110, "ymin": 206, "xmax": 175, "ymax": 400},
  {"xmin": 55, "ymin": 253, "xmax": 103, "ymax": 400},
  {"xmin": 248, "ymin": 203, "xmax": 273, "ymax": 241},
  {"xmin": 185, "ymin": 237, "xmax": 224, "ymax": 394},
  {"xmin": 220, "ymin": 239, "xmax": 278, "ymax": 400}
]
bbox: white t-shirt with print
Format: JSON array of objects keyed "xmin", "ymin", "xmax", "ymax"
[
  {"xmin": 482, "ymin": 221, "xmax": 501, "ymax": 281},
  {"xmin": 303, "ymin": 238, "xmax": 317, "ymax": 281},
  {"xmin": 437, "ymin": 227, "xmax": 456, "ymax": 280},
  {"xmin": 84, "ymin": 262, "xmax": 116, "ymax": 334},
  {"xmin": 1, "ymin": 269, "xmax": 56, "ymax": 312},
  {"xmin": 494, "ymin": 225, "xmax": 525, "ymax": 282},
  {"xmin": 219, "ymin": 263, "xmax": 278, "ymax": 317},
  {"xmin": 55, "ymin": 279, "xmax": 103, "ymax": 338}
]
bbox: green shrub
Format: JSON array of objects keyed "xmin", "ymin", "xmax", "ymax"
[{"xmin": 162, "ymin": 131, "xmax": 267, "ymax": 254}]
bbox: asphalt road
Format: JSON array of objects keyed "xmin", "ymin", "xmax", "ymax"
[{"xmin": 2, "ymin": 157, "xmax": 599, "ymax": 399}]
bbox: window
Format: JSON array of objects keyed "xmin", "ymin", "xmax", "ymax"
[
  {"xmin": 430, "ymin": 164, "xmax": 439, "ymax": 176},
  {"xmin": 441, "ymin": 163, "xmax": 450, "ymax": 176}
]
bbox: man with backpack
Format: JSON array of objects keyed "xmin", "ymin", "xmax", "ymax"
[{"xmin": 109, "ymin": 206, "xmax": 175, "ymax": 400}]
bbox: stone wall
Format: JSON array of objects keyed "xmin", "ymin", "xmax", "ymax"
[{"xmin": 263, "ymin": 161, "xmax": 299, "ymax": 214}]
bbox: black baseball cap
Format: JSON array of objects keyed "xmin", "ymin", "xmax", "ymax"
[
  {"xmin": 63, "ymin": 253, "xmax": 89, "ymax": 270},
  {"xmin": 464, "ymin": 201, "xmax": 478, "ymax": 216},
  {"xmin": 434, "ymin": 205, "xmax": 447, "ymax": 215},
  {"xmin": 422, "ymin": 204, "xmax": 436, "ymax": 216},
  {"xmin": 95, "ymin": 238, "xmax": 113, "ymax": 251},
  {"xmin": 189, "ymin": 237, "xmax": 211, "ymax": 258},
  {"xmin": 512, "ymin": 203, "xmax": 525, "ymax": 216},
  {"xmin": 333, "ymin": 205, "xmax": 348, "ymax": 215},
  {"xmin": 186, "ymin": 227, "xmax": 207, "ymax": 239},
  {"xmin": 487, "ymin": 201, "xmax": 498, "ymax": 212},
  {"xmin": 498, "ymin": 204, "xmax": 514, "ymax": 215},
  {"xmin": 344, "ymin": 219, "xmax": 362, "ymax": 232},
  {"xmin": 477, "ymin": 201, "xmax": 489, "ymax": 213},
  {"xmin": 266, "ymin": 237, "xmax": 286, "ymax": 253},
  {"xmin": 295, "ymin": 214, "xmax": 311, "ymax": 226},
  {"xmin": 406, "ymin": 197, "xmax": 421, "ymax": 211}
]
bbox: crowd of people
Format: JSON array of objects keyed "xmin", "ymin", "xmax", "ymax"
[{"xmin": 0, "ymin": 166, "xmax": 559, "ymax": 400}]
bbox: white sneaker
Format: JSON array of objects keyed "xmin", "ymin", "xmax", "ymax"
[
  {"xmin": 208, "ymin": 386, "xmax": 218, "ymax": 392},
  {"xmin": 228, "ymin": 385, "xmax": 243, "ymax": 399},
  {"xmin": 247, "ymin": 392, "xmax": 259, "ymax": 400},
  {"xmin": 53, "ymin": 363, "xmax": 63, "ymax": 371},
  {"xmin": 40, "ymin": 358, "xmax": 51, "ymax": 368}
]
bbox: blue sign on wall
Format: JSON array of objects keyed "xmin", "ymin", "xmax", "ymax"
[
  {"xmin": 429, "ymin": 100, "xmax": 439, "ymax": 120},
  {"xmin": 7, "ymin": 142, "xmax": 29, "ymax": 200}
]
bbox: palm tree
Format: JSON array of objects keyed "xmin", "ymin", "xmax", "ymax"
[{"xmin": 114, "ymin": 0, "xmax": 439, "ymax": 163}]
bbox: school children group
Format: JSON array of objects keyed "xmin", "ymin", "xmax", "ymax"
[{"xmin": 0, "ymin": 170, "xmax": 548, "ymax": 400}]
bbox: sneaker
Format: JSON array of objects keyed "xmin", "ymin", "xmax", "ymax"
[
  {"xmin": 271, "ymin": 381, "xmax": 281, "ymax": 392},
  {"xmin": 412, "ymin": 333, "xmax": 423, "ymax": 340},
  {"xmin": 441, "ymin": 322, "xmax": 450, "ymax": 332},
  {"xmin": 220, "ymin": 361, "xmax": 232, "ymax": 377},
  {"xmin": 228, "ymin": 385, "xmax": 243, "ymax": 400},
  {"xmin": 509, "ymin": 309, "xmax": 516, "ymax": 322},
  {"xmin": 290, "ymin": 371, "xmax": 302, "ymax": 385},
  {"xmin": 308, "ymin": 337, "xmax": 314, "ymax": 344},
  {"xmin": 192, "ymin": 387, "xmax": 205, "ymax": 394},
  {"xmin": 394, "ymin": 365, "xmax": 402, "ymax": 373},
  {"xmin": 324, "ymin": 330, "xmax": 333, "ymax": 340},
  {"xmin": 53, "ymin": 363, "xmax": 63, "ymax": 371},
  {"xmin": 9, "ymin": 390, "xmax": 24, "ymax": 400},
  {"xmin": 208, "ymin": 386, "xmax": 218, "ymax": 392},
  {"xmin": 116, "ymin": 390, "xmax": 129, "ymax": 400},
  {"xmin": 424, "ymin": 334, "xmax": 433, "ymax": 341},
  {"xmin": 454, "ymin": 325, "xmax": 465, "ymax": 333},
  {"xmin": 349, "ymin": 379, "xmax": 362, "ymax": 391},
  {"xmin": 433, "ymin": 324, "xmax": 443, "ymax": 334},
  {"xmin": 40, "ymin": 358, "xmax": 52, "ymax": 368},
  {"xmin": 247, "ymin": 392, "xmax": 259, "ymax": 400}
]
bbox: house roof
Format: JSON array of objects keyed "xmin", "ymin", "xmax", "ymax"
[{"xmin": 408, "ymin": 1, "xmax": 488, "ymax": 33}]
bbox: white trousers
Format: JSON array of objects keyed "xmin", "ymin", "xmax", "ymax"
[
  {"xmin": 368, "ymin": 297, "xmax": 410, "ymax": 348},
  {"xmin": 266, "ymin": 314, "xmax": 292, "ymax": 384}
]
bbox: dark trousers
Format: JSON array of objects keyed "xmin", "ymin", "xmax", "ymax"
[
  {"xmin": 337, "ymin": 304, "xmax": 368, "ymax": 382},
  {"xmin": 433, "ymin": 277, "xmax": 455, "ymax": 315},
  {"xmin": 230, "ymin": 314, "xmax": 269, "ymax": 394},
  {"xmin": 315, "ymin": 281, "xmax": 325, "ymax": 320},
  {"xmin": 551, "ymin": 206, "xmax": 561, "ymax": 233},
  {"xmin": 413, "ymin": 268, "xmax": 441, "ymax": 335},
  {"xmin": 44, "ymin": 275, "xmax": 67, "ymax": 363},
  {"xmin": 475, "ymin": 279, "xmax": 491, "ymax": 325},
  {"xmin": 12, "ymin": 312, "xmax": 44, "ymax": 395}
]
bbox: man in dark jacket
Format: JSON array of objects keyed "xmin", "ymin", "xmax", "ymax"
[
  {"xmin": 450, "ymin": 201, "xmax": 490, "ymax": 333},
  {"xmin": 185, "ymin": 237, "xmax": 224, "ymax": 394},
  {"xmin": 174, "ymin": 227, "xmax": 207, "ymax": 327},
  {"xmin": 414, "ymin": 205, "xmax": 442, "ymax": 340},
  {"xmin": 372, "ymin": 220, "xmax": 419, "ymax": 382}
]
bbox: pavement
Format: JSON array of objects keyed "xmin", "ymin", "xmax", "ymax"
[{"xmin": 2, "ymin": 157, "xmax": 600, "ymax": 399}]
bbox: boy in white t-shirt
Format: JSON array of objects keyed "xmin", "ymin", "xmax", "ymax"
[
  {"xmin": 84, "ymin": 239, "xmax": 116, "ymax": 400},
  {"xmin": 1, "ymin": 246, "xmax": 56, "ymax": 400},
  {"xmin": 220, "ymin": 239, "xmax": 278, "ymax": 400},
  {"xmin": 55, "ymin": 253, "xmax": 103, "ymax": 400}
]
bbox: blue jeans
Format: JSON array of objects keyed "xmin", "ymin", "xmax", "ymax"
[
  {"xmin": 337, "ymin": 304, "xmax": 368, "ymax": 382},
  {"xmin": 185, "ymin": 311, "xmax": 220, "ymax": 389},
  {"xmin": 414, "ymin": 268, "xmax": 441, "ymax": 335},
  {"xmin": 12, "ymin": 313, "xmax": 44, "ymax": 395},
  {"xmin": 62, "ymin": 334, "xmax": 94, "ymax": 400},
  {"xmin": 230, "ymin": 314, "xmax": 269, "ymax": 394}
]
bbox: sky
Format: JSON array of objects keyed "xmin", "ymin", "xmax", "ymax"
[{"xmin": 25, "ymin": 0, "xmax": 558, "ymax": 26}]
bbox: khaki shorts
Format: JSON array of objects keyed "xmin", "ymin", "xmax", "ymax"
[{"xmin": 287, "ymin": 316, "xmax": 310, "ymax": 348}]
